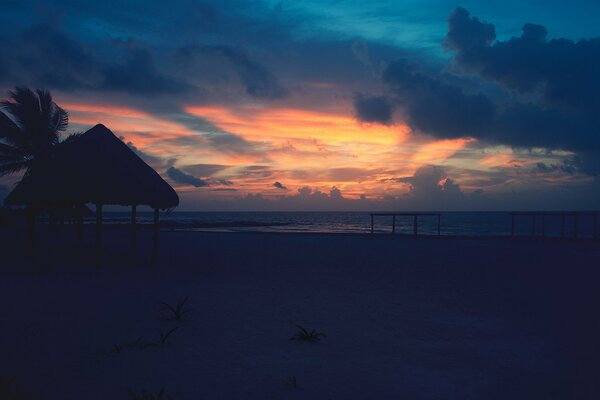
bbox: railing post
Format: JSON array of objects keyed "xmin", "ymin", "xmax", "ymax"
[
  {"xmin": 26, "ymin": 205, "xmax": 36, "ymax": 258},
  {"xmin": 541, "ymin": 213, "xmax": 546, "ymax": 237},
  {"xmin": 152, "ymin": 208, "xmax": 159, "ymax": 261},
  {"xmin": 95, "ymin": 203, "xmax": 103, "ymax": 255},
  {"xmin": 131, "ymin": 205, "xmax": 137, "ymax": 254},
  {"xmin": 511, "ymin": 213, "xmax": 515, "ymax": 237}
]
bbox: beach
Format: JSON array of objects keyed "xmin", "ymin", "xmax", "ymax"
[{"xmin": 1, "ymin": 227, "xmax": 600, "ymax": 399}]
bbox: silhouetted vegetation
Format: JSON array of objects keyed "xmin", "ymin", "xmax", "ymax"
[
  {"xmin": 160, "ymin": 297, "xmax": 192, "ymax": 321},
  {"xmin": 157, "ymin": 327, "xmax": 179, "ymax": 345},
  {"xmin": 0, "ymin": 87, "xmax": 75, "ymax": 177},
  {"xmin": 290, "ymin": 324, "xmax": 326, "ymax": 343}
]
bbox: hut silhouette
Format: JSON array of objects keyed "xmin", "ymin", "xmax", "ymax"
[{"xmin": 4, "ymin": 123, "xmax": 179, "ymax": 256}]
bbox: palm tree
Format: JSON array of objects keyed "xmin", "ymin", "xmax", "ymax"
[{"xmin": 0, "ymin": 87, "xmax": 69, "ymax": 177}]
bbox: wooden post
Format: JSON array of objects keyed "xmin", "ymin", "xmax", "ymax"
[
  {"xmin": 594, "ymin": 213, "xmax": 598, "ymax": 239},
  {"xmin": 541, "ymin": 213, "xmax": 546, "ymax": 237},
  {"xmin": 437, "ymin": 214, "xmax": 441, "ymax": 236},
  {"xmin": 26, "ymin": 205, "xmax": 35, "ymax": 258},
  {"xmin": 392, "ymin": 215, "xmax": 396, "ymax": 235},
  {"xmin": 370, "ymin": 215, "xmax": 374, "ymax": 237},
  {"xmin": 531, "ymin": 215, "xmax": 536, "ymax": 237},
  {"xmin": 130, "ymin": 205, "xmax": 137, "ymax": 253},
  {"xmin": 413, "ymin": 215, "xmax": 418, "ymax": 236},
  {"xmin": 560, "ymin": 213, "xmax": 565, "ymax": 238},
  {"xmin": 95, "ymin": 203, "xmax": 103, "ymax": 254},
  {"xmin": 511, "ymin": 213, "xmax": 515, "ymax": 237},
  {"xmin": 152, "ymin": 208, "xmax": 159, "ymax": 260},
  {"xmin": 574, "ymin": 213, "xmax": 579, "ymax": 239},
  {"xmin": 76, "ymin": 211, "xmax": 83, "ymax": 248}
]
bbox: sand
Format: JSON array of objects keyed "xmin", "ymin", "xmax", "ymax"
[{"xmin": 1, "ymin": 226, "xmax": 599, "ymax": 399}]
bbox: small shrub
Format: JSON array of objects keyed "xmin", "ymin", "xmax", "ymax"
[
  {"xmin": 160, "ymin": 297, "xmax": 193, "ymax": 321},
  {"xmin": 283, "ymin": 375, "xmax": 298, "ymax": 389},
  {"xmin": 157, "ymin": 327, "xmax": 179, "ymax": 345},
  {"xmin": 290, "ymin": 324, "xmax": 326, "ymax": 343},
  {"xmin": 112, "ymin": 343, "xmax": 125, "ymax": 353}
]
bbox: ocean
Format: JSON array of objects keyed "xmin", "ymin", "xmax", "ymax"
[{"xmin": 100, "ymin": 211, "xmax": 600, "ymax": 238}]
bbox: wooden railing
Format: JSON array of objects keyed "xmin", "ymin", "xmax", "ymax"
[
  {"xmin": 511, "ymin": 211, "xmax": 598, "ymax": 238},
  {"xmin": 370, "ymin": 213, "xmax": 441, "ymax": 236}
]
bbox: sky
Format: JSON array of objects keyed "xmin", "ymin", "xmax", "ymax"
[{"xmin": 1, "ymin": 0, "xmax": 600, "ymax": 211}]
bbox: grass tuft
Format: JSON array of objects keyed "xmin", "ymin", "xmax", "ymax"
[
  {"xmin": 157, "ymin": 327, "xmax": 179, "ymax": 345},
  {"xmin": 290, "ymin": 324, "xmax": 326, "ymax": 343},
  {"xmin": 160, "ymin": 297, "xmax": 192, "ymax": 321}
]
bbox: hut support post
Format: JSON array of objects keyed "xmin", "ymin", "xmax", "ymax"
[
  {"xmin": 370, "ymin": 215, "xmax": 374, "ymax": 237},
  {"xmin": 131, "ymin": 205, "xmax": 137, "ymax": 253},
  {"xmin": 76, "ymin": 211, "xmax": 83, "ymax": 248},
  {"xmin": 95, "ymin": 203, "xmax": 103, "ymax": 254},
  {"xmin": 152, "ymin": 208, "xmax": 159, "ymax": 261},
  {"xmin": 561, "ymin": 214, "xmax": 566, "ymax": 238},
  {"xmin": 511, "ymin": 213, "xmax": 515, "ymax": 237},
  {"xmin": 437, "ymin": 214, "xmax": 441, "ymax": 236},
  {"xmin": 594, "ymin": 213, "xmax": 598, "ymax": 239},
  {"xmin": 531, "ymin": 215, "xmax": 536, "ymax": 237},
  {"xmin": 574, "ymin": 214, "xmax": 579, "ymax": 239},
  {"xmin": 541, "ymin": 214, "xmax": 546, "ymax": 237},
  {"xmin": 26, "ymin": 205, "xmax": 35, "ymax": 258},
  {"xmin": 392, "ymin": 215, "xmax": 396, "ymax": 235},
  {"xmin": 413, "ymin": 215, "xmax": 418, "ymax": 236}
]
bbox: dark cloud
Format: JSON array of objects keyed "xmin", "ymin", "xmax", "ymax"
[
  {"xmin": 182, "ymin": 163, "xmax": 229, "ymax": 177},
  {"xmin": 0, "ymin": 24, "xmax": 101, "ymax": 89},
  {"xmin": 381, "ymin": 59, "xmax": 496, "ymax": 139},
  {"xmin": 178, "ymin": 45, "xmax": 287, "ymax": 99},
  {"xmin": 353, "ymin": 93, "xmax": 393, "ymax": 125},
  {"xmin": 353, "ymin": 9, "xmax": 600, "ymax": 176},
  {"xmin": 0, "ymin": 25, "xmax": 196, "ymax": 97},
  {"xmin": 389, "ymin": 165, "xmax": 463, "ymax": 200},
  {"xmin": 167, "ymin": 167, "xmax": 209, "ymax": 187},
  {"xmin": 238, "ymin": 165, "xmax": 273, "ymax": 178},
  {"xmin": 273, "ymin": 181, "xmax": 287, "ymax": 190},
  {"xmin": 446, "ymin": 7, "xmax": 600, "ymax": 110},
  {"xmin": 103, "ymin": 48, "xmax": 194, "ymax": 95}
]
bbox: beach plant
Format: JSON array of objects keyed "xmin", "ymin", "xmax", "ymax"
[
  {"xmin": 160, "ymin": 297, "xmax": 192, "ymax": 321},
  {"xmin": 283, "ymin": 376, "xmax": 298, "ymax": 389},
  {"xmin": 290, "ymin": 324, "xmax": 326, "ymax": 343},
  {"xmin": 157, "ymin": 327, "xmax": 179, "ymax": 345},
  {"xmin": 112, "ymin": 343, "xmax": 125, "ymax": 353},
  {"xmin": 128, "ymin": 388, "xmax": 173, "ymax": 400},
  {"xmin": 126, "ymin": 337, "xmax": 149, "ymax": 350}
]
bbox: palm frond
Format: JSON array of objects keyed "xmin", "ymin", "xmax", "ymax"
[{"xmin": 0, "ymin": 159, "xmax": 29, "ymax": 176}]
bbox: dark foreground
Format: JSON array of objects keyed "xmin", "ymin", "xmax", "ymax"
[{"xmin": 0, "ymin": 226, "xmax": 599, "ymax": 399}]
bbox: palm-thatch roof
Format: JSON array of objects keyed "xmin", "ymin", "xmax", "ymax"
[{"xmin": 4, "ymin": 124, "xmax": 179, "ymax": 209}]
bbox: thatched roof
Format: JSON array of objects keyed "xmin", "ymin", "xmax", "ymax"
[{"xmin": 5, "ymin": 124, "xmax": 179, "ymax": 209}]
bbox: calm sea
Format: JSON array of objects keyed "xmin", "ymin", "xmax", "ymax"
[{"xmin": 101, "ymin": 211, "xmax": 599, "ymax": 238}]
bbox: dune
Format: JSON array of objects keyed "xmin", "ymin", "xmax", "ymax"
[{"xmin": 0, "ymin": 226, "xmax": 599, "ymax": 399}]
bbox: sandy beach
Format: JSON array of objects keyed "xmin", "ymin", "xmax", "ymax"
[{"xmin": 0, "ymin": 226, "xmax": 599, "ymax": 399}]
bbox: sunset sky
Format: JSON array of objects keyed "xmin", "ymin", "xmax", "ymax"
[{"xmin": 1, "ymin": 0, "xmax": 599, "ymax": 210}]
